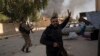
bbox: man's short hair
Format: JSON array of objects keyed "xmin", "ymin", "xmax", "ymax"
[{"xmin": 51, "ymin": 12, "xmax": 58, "ymax": 20}]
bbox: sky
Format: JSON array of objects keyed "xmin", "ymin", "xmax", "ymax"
[{"xmin": 42, "ymin": 0, "xmax": 96, "ymax": 18}]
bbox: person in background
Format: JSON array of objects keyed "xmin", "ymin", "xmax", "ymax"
[
  {"xmin": 19, "ymin": 19, "xmax": 33, "ymax": 53},
  {"xmin": 78, "ymin": 16, "xmax": 86, "ymax": 36}
]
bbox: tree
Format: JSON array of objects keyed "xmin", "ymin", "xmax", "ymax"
[{"xmin": 0, "ymin": 0, "xmax": 48, "ymax": 22}]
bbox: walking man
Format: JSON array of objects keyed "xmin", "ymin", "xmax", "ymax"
[{"xmin": 19, "ymin": 20, "xmax": 33, "ymax": 53}]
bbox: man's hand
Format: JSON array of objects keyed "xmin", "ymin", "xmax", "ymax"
[
  {"xmin": 31, "ymin": 30, "xmax": 34, "ymax": 33},
  {"xmin": 67, "ymin": 9, "xmax": 71, "ymax": 17},
  {"xmin": 53, "ymin": 42, "xmax": 59, "ymax": 47}
]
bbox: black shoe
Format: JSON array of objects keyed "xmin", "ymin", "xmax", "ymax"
[
  {"xmin": 26, "ymin": 51, "xmax": 31, "ymax": 53},
  {"xmin": 21, "ymin": 46, "xmax": 25, "ymax": 52},
  {"xmin": 26, "ymin": 47, "xmax": 31, "ymax": 53},
  {"xmin": 21, "ymin": 48, "xmax": 25, "ymax": 52}
]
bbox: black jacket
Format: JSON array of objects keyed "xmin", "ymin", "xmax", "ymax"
[{"xmin": 40, "ymin": 17, "xmax": 70, "ymax": 56}]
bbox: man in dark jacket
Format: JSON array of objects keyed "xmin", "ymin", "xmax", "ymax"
[{"xmin": 40, "ymin": 10, "xmax": 71, "ymax": 56}]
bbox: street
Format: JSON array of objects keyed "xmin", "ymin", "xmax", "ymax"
[{"xmin": 0, "ymin": 30, "xmax": 98, "ymax": 56}]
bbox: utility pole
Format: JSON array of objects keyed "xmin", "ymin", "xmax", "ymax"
[
  {"xmin": 96, "ymin": 0, "xmax": 100, "ymax": 56},
  {"xmin": 98, "ymin": 25, "xmax": 100, "ymax": 56},
  {"xmin": 96, "ymin": 0, "xmax": 100, "ymax": 11}
]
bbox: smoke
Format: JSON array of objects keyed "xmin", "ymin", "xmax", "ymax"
[
  {"xmin": 42, "ymin": 0, "xmax": 64, "ymax": 17},
  {"xmin": 62, "ymin": 0, "xmax": 95, "ymax": 18},
  {"xmin": 42, "ymin": 0, "xmax": 95, "ymax": 18},
  {"xmin": 62, "ymin": 0, "xmax": 88, "ymax": 18},
  {"xmin": 68, "ymin": 0, "xmax": 88, "ymax": 11}
]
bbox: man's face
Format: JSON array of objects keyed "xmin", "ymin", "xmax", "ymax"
[{"xmin": 51, "ymin": 18, "xmax": 59, "ymax": 27}]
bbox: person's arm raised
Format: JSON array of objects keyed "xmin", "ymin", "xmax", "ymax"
[{"xmin": 60, "ymin": 10, "xmax": 71, "ymax": 29}]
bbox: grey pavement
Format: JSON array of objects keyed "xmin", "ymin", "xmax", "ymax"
[{"xmin": 0, "ymin": 31, "xmax": 98, "ymax": 56}]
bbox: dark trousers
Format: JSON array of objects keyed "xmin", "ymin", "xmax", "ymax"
[
  {"xmin": 21, "ymin": 33, "xmax": 32, "ymax": 52},
  {"xmin": 91, "ymin": 29, "xmax": 99, "ymax": 40},
  {"xmin": 46, "ymin": 47, "xmax": 68, "ymax": 56}
]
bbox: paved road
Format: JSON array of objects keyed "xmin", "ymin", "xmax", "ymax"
[{"xmin": 0, "ymin": 31, "xmax": 98, "ymax": 56}]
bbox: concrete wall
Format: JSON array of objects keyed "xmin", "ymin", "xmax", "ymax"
[
  {"xmin": 0, "ymin": 19, "xmax": 50, "ymax": 37},
  {"xmin": 0, "ymin": 23, "xmax": 19, "ymax": 37}
]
